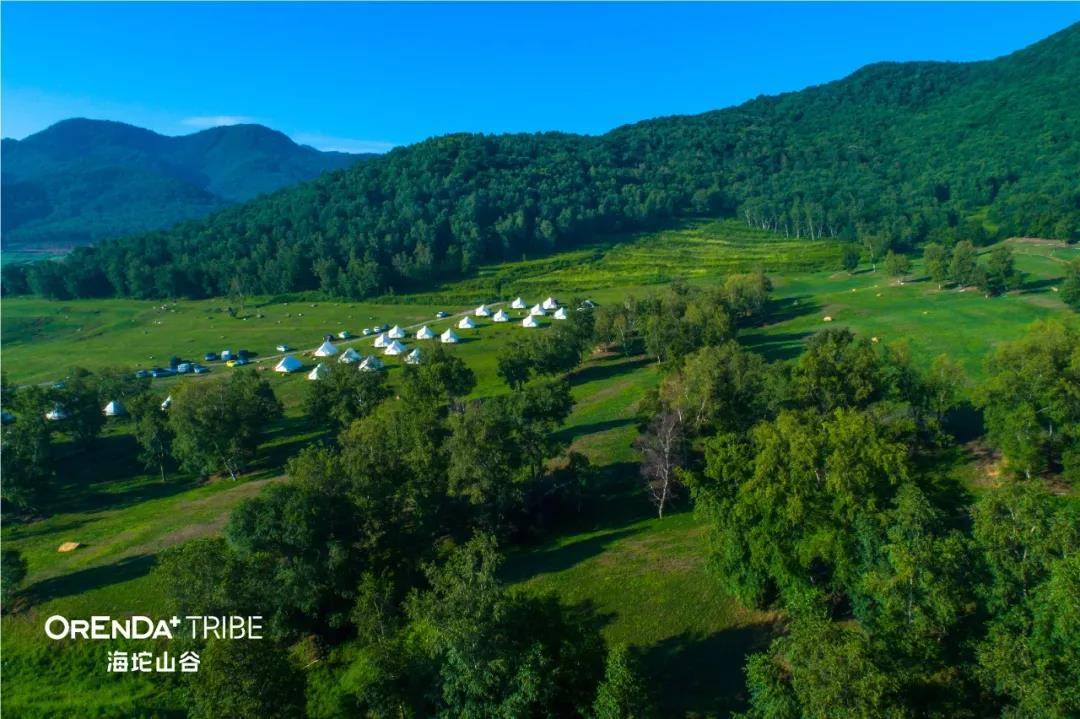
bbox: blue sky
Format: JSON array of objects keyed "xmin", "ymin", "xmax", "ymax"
[{"xmin": 3, "ymin": 3, "xmax": 1078, "ymax": 152}]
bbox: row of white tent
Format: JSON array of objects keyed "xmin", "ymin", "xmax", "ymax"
[
  {"xmin": 509, "ymin": 296, "xmax": 559, "ymax": 311},
  {"xmin": 44, "ymin": 399, "xmax": 129, "ymax": 421}
]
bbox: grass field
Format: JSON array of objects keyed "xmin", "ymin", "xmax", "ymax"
[{"xmin": 2, "ymin": 221, "xmax": 1077, "ymax": 717}]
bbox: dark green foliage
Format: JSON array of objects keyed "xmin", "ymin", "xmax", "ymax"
[
  {"xmin": 853, "ymin": 485, "xmax": 974, "ymax": 665},
  {"xmin": 972, "ymin": 483, "xmax": 1080, "ymax": 718},
  {"xmin": 884, "ymin": 250, "xmax": 912, "ymax": 280},
  {"xmin": 168, "ymin": 369, "xmax": 283, "ymax": 479},
  {"xmin": 496, "ymin": 313, "xmax": 595, "ymax": 388},
  {"xmin": 2, "ymin": 118, "xmax": 360, "ymax": 251},
  {"xmin": 303, "ymin": 363, "xmax": 391, "ymax": 431},
  {"xmin": 400, "ymin": 344, "xmax": 477, "ymax": 406},
  {"xmin": 15, "ymin": 25, "xmax": 1079, "ymax": 299},
  {"xmin": 979, "ymin": 245, "xmax": 1023, "ymax": 296},
  {"xmin": 788, "ymin": 329, "xmax": 885, "ymax": 413},
  {"xmin": 1062, "ymin": 259, "xmax": 1080, "ymax": 309},
  {"xmin": 54, "ymin": 368, "xmax": 106, "ymax": 449},
  {"xmin": 840, "ymin": 244, "xmax": 861, "ymax": 273},
  {"xmin": 923, "ymin": 243, "xmax": 951, "ymax": 288},
  {"xmin": 592, "ymin": 645, "xmax": 657, "ymax": 719},
  {"xmin": 1, "ymin": 548, "xmax": 28, "ymax": 609},
  {"xmin": 949, "ymin": 240, "xmax": 981, "ymax": 288},
  {"xmin": 404, "ymin": 535, "xmax": 606, "ymax": 719},
  {"xmin": 694, "ymin": 408, "xmax": 911, "ymax": 607},
  {"xmin": 1, "ymin": 388, "xmax": 54, "ymax": 511},
  {"xmin": 189, "ymin": 637, "xmax": 305, "ymax": 719},
  {"xmin": 659, "ymin": 341, "xmax": 770, "ymax": 435},
  {"xmin": 742, "ymin": 600, "xmax": 906, "ymax": 719},
  {"xmin": 128, "ymin": 393, "xmax": 173, "ymax": 482},
  {"xmin": 977, "ymin": 320, "xmax": 1080, "ymax": 481}
]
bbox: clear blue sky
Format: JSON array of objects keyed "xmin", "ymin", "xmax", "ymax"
[{"xmin": 3, "ymin": 2, "xmax": 1078, "ymax": 152}]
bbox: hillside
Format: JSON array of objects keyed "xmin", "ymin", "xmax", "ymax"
[
  {"xmin": 5, "ymin": 23, "xmax": 1078, "ymax": 299},
  {"xmin": 0, "ymin": 119, "xmax": 364, "ymax": 250}
]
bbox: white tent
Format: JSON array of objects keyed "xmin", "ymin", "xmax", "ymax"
[
  {"xmin": 458, "ymin": 316, "xmax": 476, "ymax": 329},
  {"xmin": 384, "ymin": 339, "xmax": 407, "ymax": 356},
  {"xmin": 275, "ymin": 354, "xmax": 304, "ymax": 373},
  {"xmin": 529, "ymin": 304, "xmax": 547, "ymax": 317},
  {"xmin": 373, "ymin": 333, "xmax": 389, "ymax": 348},
  {"xmin": 474, "ymin": 304, "xmax": 492, "ymax": 317},
  {"xmin": 416, "ymin": 325, "xmax": 437, "ymax": 340},
  {"xmin": 359, "ymin": 356, "xmax": 384, "ymax": 372},
  {"xmin": 492, "ymin": 309, "xmax": 510, "ymax": 323},
  {"xmin": 440, "ymin": 329, "xmax": 460, "ymax": 344},
  {"xmin": 103, "ymin": 399, "xmax": 126, "ymax": 417},
  {"xmin": 553, "ymin": 307, "xmax": 568, "ymax": 320},
  {"xmin": 522, "ymin": 315, "xmax": 540, "ymax": 328},
  {"xmin": 339, "ymin": 347, "xmax": 362, "ymax": 364},
  {"xmin": 161, "ymin": 395, "xmax": 172, "ymax": 411},
  {"xmin": 405, "ymin": 348, "xmax": 423, "ymax": 365},
  {"xmin": 542, "ymin": 297, "xmax": 559, "ymax": 310},
  {"xmin": 338, "ymin": 330, "xmax": 352, "ymax": 339},
  {"xmin": 45, "ymin": 405, "xmax": 69, "ymax": 421},
  {"xmin": 314, "ymin": 340, "xmax": 339, "ymax": 357},
  {"xmin": 387, "ymin": 325, "xmax": 406, "ymax": 339},
  {"xmin": 307, "ymin": 363, "xmax": 330, "ymax": 381},
  {"xmin": 511, "ymin": 297, "xmax": 527, "ymax": 309}
]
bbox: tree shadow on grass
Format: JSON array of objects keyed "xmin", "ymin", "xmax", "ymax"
[
  {"xmin": 761, "ymin": 294, "xmax": 819, "ymax": 325},
  {"xmin": 501, "ymin": 526, "xmax": 643, "ymax": 584},
  {"xmin": 741, "ymin": 330, "xmax": 815, "ymax": 362},
  {"xmin": 1019, "ymin": 277, "xmax": 1060, "ymax": 294},
  {"xmin": 555, "ymin": 417, "xmax": 637, "ymax": 447},
  {"xmin": 569, "ymin": 355, "xmax": 652, "ymax": 385},
  {"xmin": 643, "ymin": 623, "xmax": 778, "ymax": 718},
  {"xmin": 27, "ymin": 554, "xmax": 156, "ymax": 604}
]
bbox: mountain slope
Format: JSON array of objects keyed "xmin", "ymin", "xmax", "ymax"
[
  {"xmin": 7, "ymin": 23, "xmax": 1078, "ymax": 299},
  {"xmin": 1, "ymin": 119, "xmax": 363, "ymax": 249}
]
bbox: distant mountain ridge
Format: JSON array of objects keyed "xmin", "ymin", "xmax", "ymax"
[
  {"xmin": 1, "ymin": 119, "xmax": 365, "ymax": 249},
  {"xmin": 5, "ymin": 23, "xmax": 1078, "ymax": 300}
]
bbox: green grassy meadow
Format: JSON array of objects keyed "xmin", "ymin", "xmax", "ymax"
[{"xmin": 2, "ymin": 221, "xmax": 1077, "ymax": 717}]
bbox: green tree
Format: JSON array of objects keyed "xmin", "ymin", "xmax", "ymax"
[
  {"xmin": 592, "ymin": 645, "xmax": 656, "ymax": 719},
  {"xmin": 169, "ymin": 370, "xmax": 283, "ymax": 480},
  {"xmin": 980, "ymin": 244, "xmax": 1023, "ymax": 296},
  {"xmin": 789, "ymin": 329, "xmax": 884, "ymax": 413},
  {"xmin": 1061, "ymin": 259, "xmax": 1080, "ymax": 309},
  {"xmin": 923, "ymin": 243, "xmax": 951, "ymax": 288},
  {"xmin": 129, "ymin": 393, "xmax": 173, "ymax": 482},
  {"xmin": 1, "ymin": 398, "xmax": 54, "ymax": 511},
  {"xmin": 496, "ymin": 339, "xmax": 535, "ymax": 389},
  {"xmin": 405, "ymin": 534, "xmax": 605, "ymax": 719},
  {"xmin": 401, "ymin": 344, "xmax": 476, "ymax": 406},
  {"xmin": 977, "ymin": 321, "xmax": 1080, "ymax": 480},
  {"xmin": 55, "ymin": 368, "xmax": 105, "ymax": 449},
  {"xmin": 660, "ymin": 341, "xmax": 769, "ymax": 435},
  {"xmin": 742, "ymin": 601, "xmax": 905, "ymax": 719},
  {"xmin": 884, "ymin": 251, "xmax": 912, "ymax": 281},
  {"xmin": 973, "ymin": 483, "xmax": 1080, "ymax": 717},
  {"xmin": 189, "ymin": 637, "xmax": 305, "ymax": 719},
  {"xmin": 854, "ymin": 485, "xmax": 974, "ymax": 664},
  {"xmin": 949, "ymin": 240, "xmax": 980, "ymax": 288},
  {"xmin": 693, "ymin": 408, "xmax": 911, "ymax": 607},
  {"xmin": 1, "ymin": 549, "xmax": 29, "ymax": 610},
  {"xmin": 303, "ymin": 364, "xmax": 390, "ymax": 431},
  {"xmin": 841, "ymin": 244, "xmax": 861, "ymax": 273}
]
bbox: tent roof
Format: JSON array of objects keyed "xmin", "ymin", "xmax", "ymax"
[
  {"xmin": 314, "ymin": 340, "xmax": 339, "ymax": 356},
  {"xmin": 275, "ymin": 354, "xmax": 304, "ymax": 372},
  {"xmin": 441, "ymin": 329, "xmax": 460, "ymax": 343}
]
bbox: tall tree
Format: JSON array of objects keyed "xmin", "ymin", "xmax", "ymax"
[
  {"xmin": 169, "ymin": 370, "xmax": 282, "ymax": 480},
  {"xmin": 635, "ymin": 412, "xmax": 687, "ymax": 519}
]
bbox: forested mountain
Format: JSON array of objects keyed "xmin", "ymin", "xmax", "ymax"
[
  {"xmin": 1, "ymin": 119, "xmax": 362, "ymax": 250},
  {"xmin": 6, "ymin": 23, "xmax": 1078, "ymax": 299}
]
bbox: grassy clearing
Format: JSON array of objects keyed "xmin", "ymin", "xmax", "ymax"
[{"xmin": 2, "ymin": 226, "xmax": 1076, "ymax": 717}]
